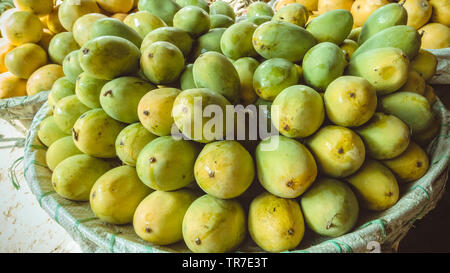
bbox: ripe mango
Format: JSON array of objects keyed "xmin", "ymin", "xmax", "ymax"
[
  {"xmin": 306, "ymin": 9, "xmax": 353, "ymax": 45},
  {"xmin": 53, "ymin": 95, "xmax": 91, "ymax": 134},
  {"xmin": 45, "ymin": 136, "xmax": 82, "ymax": 171},
  {"xmin": 75, "ymin": 72, "xmax": 108, "ymax": 109},
  {"xmin": 404, "ymin": 0, "xmax": 432, "ymax": 29},
  {"xmin": 275, "ymin": 0, "xmax": 318, "ymax": 12},
  {"xmin": 0, "ymin": 39, "xmax": 15, "ymax": 73},
  {"xmin": 13, "ymin": 0, "xmax": 53, "ymax": 15},
  {"xmin": 52, "ymin": 154, "xmax": 114, "ymax": 201},
  {"xmin": 253, "ymin": 58, "xmax": 299, "ymax": 101},
  {"xmin": 134, "ymin": 189, "xmax": 198, "ymax": 245},
  {"xmin": 173, "ymin": 6, "xmax": 210, "ymax": 38},
  {"xmin": 62, "ymin": 50, "xmax": 83, "ymax": 84},
  {"xmin": 249, "ymin": 192, "xmax": 305, "ymax": 252},
  {"xmin": 209, "ymin": 0, "xmax": 236, "ymax": 20},
  {"xmin": 300, "ymin": 178, "xmax": 359, "ymax": 237},
  {"xmin": 46, "ymin": 5, "xmax": 64, "ymax": 34},
  {"xmin": 141, "ymin": 27, "xmax": 193, "ymax": 57},
  {"xmin": 124, "ymin": 11, "xmax": 166, "ymax": 39},
  {"xmin": 193, "ymin": 51, "xmax": 240, "ymax": 103},
  {"xmin": 79, "ymin": 36, "xmax": 141, "ymax": 80},
  {"xmin": 324, "ymin": 76, "xmax": 377, "ymax": 127},
  {"xmin": 0, "ymin": 72, "xmax": 26, "ymax": 99},
  {"xmin": 302, "ymin": 42, "xmax": 347, "ymax": 91},
  {"xmin": 72, "ymin": 13, "xmax": 107, "ymax": 46},
  {"xmin": 210, "ymin": 14, "xmax": 234, "ymax": 28},
  {"xmin": 252, "ymin": 21, "xmax": 317, "ymax": 63},
  {"xmin": 340, "ymin": 39, "xmax": 358, "ymax": 61},
  {"xmin": 256, "ymin": 135, "xmax": 317, "ymax": 198},
  {"xmin": 136, "ymin": 136, "xmax": 200, "ymax": 191},
  {"xmin": 137, "ymin": 88, "xmax": 181, "ymax": 136},
  {"xmin": 423, "ymin": 84, "xmax": 437, "ymax": 105},
  {"xmin": 5, "ymin": 43, "xmax": 47, "ymax": 79},
  {"xmin": 58, "ymin": 0, "xmax": 100, "ymax": 32},
  {"xmin": 410, "ymin": 49, "xmax": 438, "ymax": 81},
  {"xmin": 419, "ymin": 23, "xmax": 450, "ymax": 49},
  {"xmin": 38, "ymin": 116, "xmax": 70, "ymax": 147},
  {"xmin": 272, "ymin": 85, "xmax": 324, "ymax": 138},
  {"xmin": 191, "ymin": 28, "xmax": 225, "ymax": 60},
  {"xmin": 182, "ymin": 194, "xmax": 246, "ymax": 253},
  {"xmin": 347, "ymin": 27, "xmax": 361, "ymax": 42},
  {"xmin": 90, "ymin": 165, "xmax": 152, "ymax": 224},
  {"xmin": 115, "ymin": 123, "xmax": 157, "ymax": 166},
  {"xmin": 26, "ymin": 64, "xmax": 64, "ymax": 96},
  {"xmin": 194, "ymin": 141, "xmax": 254, "ymax": 199},
  {"xmin": 233, "ymin": 57, "xmax": 259, "ymax": 105},
  {"xmin": 347, "ymin": 47, "xmax": 409, "ymax": 95},
  {"xmin": 318, "ymin": 0, "xmax": 353, "ymax": 13},
  {"xmin": 273, "ymin": 4, "xmax": 309, "ymax": 27},
  {"xmin": 89, "ymin": 18, "xmax": 143, "ymax": 48},
  {"xmin": 1, "ymin": 10, "xmax": 43, "ymax": 45},
  {"xmin": 220, "ymin": 21, "xmax": 258, "ymax": 60},
  {"xmin": 398, "ymin": 70, "xmax": 426, "ymax": 95},
  {"xmin": 306, "ymin": 125, "xmax": 365, "ymax": 178},
  {"xmin": 48, "ymin": 32, "xmax": 80, "ymax": 65},
  {"xmin": 96, "ymin": 0, "xmax": 134, "ymax": 14},
  {"xmin": 430, "ymin": 0, "xmax": 450, "ymax": 26},
  {"xmin": 414, "ymin": 116, "xmax": 440, "ymax": 145},
  {"xmin": 138, "ymin": 0, "xmax": 181, "ymax": 26},
  {"xmin": 100, "ymin": 76, "xmax": 155, "ymax": 123},
  {"xmin": 351, "ymin": 0, "xmax": 390, "ymax": 27},
  {"xmin": 50, "ymin": 77, "xmax": 75, "ymax": 104},
  {"xmin": 346, "ymin": 160, "xmax": 399, "ymax": 211},
  {"xmin": 72, "ymin": 109, "xmax": 126, "ymax": 158}
]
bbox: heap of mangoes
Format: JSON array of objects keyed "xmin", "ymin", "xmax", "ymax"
[{"xmin": 28, "ymin": 0, "xmax": 446, "ymax": 253}]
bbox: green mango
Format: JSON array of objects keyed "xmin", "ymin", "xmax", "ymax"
[
  {"xmin": 246, "ymin": 15, "xmax": 272, "ymax": 26},
  {"xmin": 220, "ymin": 21, "xmax": 258, "ymax": 60},
  {"xmin": 62, "ymin": 50, "xmax": 83, "ymax": 83},
  {"xmin": 53, "ymin": 95, "xmax": 91, "ymax": 134},
  {"xmin": 347, "ymin": 47, "xmax": 409, "ymax": 95},
  {"xmin": 137, "ymin": 87, "xmax": 182, "ymax": 136},
  {"xmin": 306, "ymin": 9, "xmax": 353, "ymax": 45},
  {"xmin": 252, "ymin": 21, "xmax": 317, "ymax": 62},
  {"xmin": 247, "ymin": 2, "xmax": 274, "ymax": 17},
  {"xmin": 72, "ymin": 108, "xmax": 127, "ymax": 158},
  {"xmin": 272, "ymin": 3, "xmax": 308, "ymax": 27},
  {"xmin": 191, "ymin": 28, "xmax": 225, "ymax": 60},
  {"xmin": 194, "ymin": 141, "xmax": 254, "ymax": 199},
  {"xmin": 46, "ymin": 136, "xmax": 82, "ymax": 171},
  {"xmin": 233, "ymin": 57, "xmax": 259, "ymax": 105},
  {"xmin": 249, "ymin": 192, "xmax": 305, "ymax": 253},
  {"xmin": 136, "ymin": 136, "xmax": 200, "ymax": 191},
  {"xmin": 99, "ymin": 76, "xmax": 155, "ymax": 123},
  {"xmin": 253, "ymin": 58, "xmax": 299, "ymax": 101},
  {"xmin": 193, "ymin": 51, "xmax": 240, "ymax": 103},
  {"xmin": 210, "ymin": 14, "xmax": 233, "ymax": 28},
  {"xmin": 50, "ymin": 77, "xmax": 75, "ymax": 104},
  {"xmin": 379, "ymin": 92, "xmax": 435, "ymax": 135},
  {"xmin": 302, "ymin": 42, "xmax": 347, "ymax": 91},
  {"xmin": 138, "ymin": 0, "xmax": 181, "ymax": 26},
  {"xmin": 255, "ymin": 135, "xmax": 317, "ymax": 198},
  {"xmin": 358, "ymin": 3, "xmax": 408, "ymax": 45},
  {"xmin": 48, "ymin": 32, "xmax": 80, "ymax": 65},
  {"xmin": 172, "ymin": 88, "xmax": 231, "ymax": 143},
  {"xmin": 79, "ymin": 36, "xmax": 141, "ymax": 80},
  {"xmin": 38, "ymin": 116, "xmax": 70, "ymax": 147},
  {"xmin": 173, "ymin": 6, "xmax": 210, "ymax": 38},
  {"xmin": 306, "ymin": 125, "xmax": 365, "ymax": 178},
  {"xmin": 123, "ymin": 11, "xmax": 166, "ymax": 38},
  {"xmin": 90, "ymin": 165, "xmax": 152, "ymax": 224},
  {"xmin": 141, "ymin": 41, "xmax": 185, "ymax": 85},
  {"xmin": 182, "ymin": 194, "xmax": 246, "ymax": 253},
  {"xmin": 75, "ymin": 72, "xmax": 108, "ymax": 109},
  {"xmin": 352, "ymin": 25, "xmax": 421, "ymax": 60},
  {"xmin": 180, "ymin": 64, "xmax": 196, "ymax": 90},
  {"xmin": 89, "ymin": 17, "xmax": 143, "ymax": 48},
  {"xmin": 115, "ymin": 123, "xmax": 158, "ymax": 166},
  {"xmin": 51, "ymin": 154, "xmax": 114, "ymax": 201},
  {"xmin": 72, "ymin": 13, "xmax": 108, "ymax": 47},
  {"xmin": 272, "ymin": 85, "xmax": 324, "ymax": 138},
  {"xmin": 300, "ymin": 178, "xmax": 359, "ymax": 237},
  {"xmin": 209, "ymin": 0, "xmax": 235, "ymax": 20},
  {"xmin": 175, "ymin": 0, "xmax": 209, "ymax": 12},
  {"xmin": 134, "ymin": 189, "xmax": 199, "ymax": 245},
  {"xmin": 141, "ymin": 26, "xmax": 193, "ymax": 57}
]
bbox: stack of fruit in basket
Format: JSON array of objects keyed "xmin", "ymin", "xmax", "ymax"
[{"xmin": 29, "ymin": 0, "xmax": 448, "ymax": 253}]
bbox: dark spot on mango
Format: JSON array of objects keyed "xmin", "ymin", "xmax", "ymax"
[
  {"xmin": 92, "ymin": 191, "xmax": 96, "ymax": 199},
  {"xmin": 386, "ymin": 192, "xmax": 393, "ymax": 197},
  {"xmin": 145, "ymin": 227, "xmax": 152, "ymax": 233},
  {"xmin": 119, "ymin": 141, "xmax": 124, "ymax": 146},
  {"xmin": 103, "ymin": 90, "xmax": 113, "ymax": 97},
  {"xmin": 143, "ymin": 110, "xmax": 150, "ymax": 116},
  {"xmin": 283, "ymin": 124, "xmax": 290, "ymax": 131},
  {"xmin": 209, "ymin": 170, "xmax": 215, "ymax": 178},
  {"xmin": 72, "ymin": 128, "xmax": 79, "ymax": 141},
  {"xmin": 286, "ymin": 180, "xmax": 294, "ymax": 188},
  {"xmin": 148, "ymin": 53, "xmax": 153, "ymax": 58},
  {"xmin": 82, "ymin": 48, "xmax": 89, "ymax": 55},
  {"xmin": 149, "ymin": 157, "xmax": 156, "ymax": 163},
  {"xmin": 338, "ymin": 148, "xmax": 344, "ymax": 154},
  {"xmin": 195, "ymin": 238, "xmax": 201, "ymax": 245},
  {"xmin": 349, "ymin": 92, "xmax": 355, "ymax": 98},
  {"xmin": 288, "ymin": 228, "xmax": 294, "ymax": 235}
]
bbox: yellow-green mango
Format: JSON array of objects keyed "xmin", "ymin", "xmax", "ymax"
[
  {"xmin": 247, "ymin": 2, "xmax": 274, "ymax": 18},
  {"xmin": 220, "ymin": 21, "xmax": 258, "ymax": 60},
  {"xmin": 358, "ymin": 3, "xmax": 408, "ymax": 45},
  {"xmin": 72, "ymin": 109, "xmax": 127, "ymax": 158},
  {"xmin": 300, "ymin": 178, "xmax": 359, "ymax": 237},
  {"xmin": 410, "ymin": 49, "xmax": 437, "ymax": 81},
  {"xmin": 53, "ymin": 95, "xmax": 91, "ymax": 134},
  {"xmin": 134, "ymin": 189, "xmax": 199, "ymax": 245},
  {"xmin": 347, "ymin": 27, "xmax": 361, "ymax": 42},
  {"xmin": 324, "ymin": 76, "xmax": 377, "ymax": 127},
  {"xmin": 62, "ymin": 50, "xmax": 83, "ymax": 84},
  {"xmin": 38, "ymin": 115, "xmax": 69, "ymax": 147},
  {"xmin": 50, "ymin": 77, "xmax": 75, "ymax": 104},
  {"xmin": 256, "ymin": 135, "xmax": 317, "ymax": 198},
  {"xmin": 414, "ymin": 116, "xmax": 440, "ymax": 145},
  {"xmin": 209, "ymin": 0, "xmax": 235, "ymax": 20},
  {"xmin": 124, "ymin": 11, "xmax": 167, "ymax": 39},
  {"xmin": 51, "ymin": 154, "xmax": 114, "ymax": 201},
  {"xmin": 99, "ymin": 76, "xmax": 155, "ymax": 123},
  {"xmin": 306, "ymin": 9, "xmax": 353, "ymax": 45},
  {"xmin": 302, "ymin": 42, "xmax": 347, "ymax": 91},
  {"xmin": 0, "ymin": 10, "xmax": 43, "ymax": 46},
  {"xmin": 194, "ymin": 141, "xmax": 254, "ymax": 199},
  {"xmin": 193, "ymin": 51, "xmax": 240, "ymax": 103},
  {"xmin": 340, "ymin": 39, "xmax": 358, "ymax": 61},
  {"xmin": 138, "ymin": 0, "xmax": 181, "ymax": 26},
  {"xmin": 176, "ymin": 0, "xmax": 209, "ymax": 12},
  {"xmin": 306, "ymin": 125, "xmax": 365, "ymax": 178},
  {"xmin": 272, "ymin": 3, "xmax": 308, "ymax": 27},
  {"xmin": 141, "ymin": 27, "xmax": 193, "ymax": 57},
  {"xmin": 45, "ymin": 136, "xmax": 82, "ymax": 171},
  {"xmin": 90, "ymin": 165, "xmax": 152, "ymax": 224},
  {"xmin": 272, "ymin": 85, "xmax": 324, "ymax": 138},
  {"xmin": 48, "ymin": 32, "xmax": 80, "ymax": 65},
  {"xmin": 182, "ymin": 194, "xmax": 246, "ymax": 253},
  {"xmin": 246, "ymin": 15, "xmax": 272, "ymax": 26},
  {"xmin": 210, "ymin": 14, "xmax": 234, "ymax": 28},
  {"xmin": 191, "ymin": 28, "xmax": 225, "ymax": 60},
  {"xmin": 253, "ymin": 58, "xmax": 299, "ymax": 101},
  {"xmin": 233, "ymin": 57, "xmax": 259, "ymax": 105},
  {"xmin": 346, "ymin": 159, "xmax": 399, "ymax": 211},
  {"xmin": 72, "ymin": 13, "xmax": 107, "ymax": 47},
  {"xmin": 252, "ymin": 21, "xmax": 317, "ymax": 63},
  {"xmin": 136, "ymin": 136, "xmax": 200, "ymax": 191},
  {"xmin": 75, "ymin": 72, "xmax": 108, "ymax": 109},
  {"xmin": 180, "ymin": 64, "xmax": 196, "ymax": 90},
  {"xmin": 173, "ymin": 6, "xmax": 210, "ymax": 38},
  {"xmin": 58, "ymin": 0, "xmax": 100, "ymax": 32},
  {"xmin": 89, "ymin": 17, "xmax": 143, "ymax": 48},
  {"xmin": 79, "ymin": 36, "xmax": 140, "ymax": 80},
  {"xmin": 249, "ymin": 192, "xmax": 305, "ymax": 252},
  {"xmin": 115, "ymin": 123, "xmax": 157, "ymax": 166},
  {"xmin": 4, "ymin": 43, "xmax": 47, "ymax": 79},
  {"xmin": 347, "ymin": 47, "xmax": 409, "ymax": 95},
  {"xmin": 398, "ymin": 69, "xmax": 426, "ymax": 95}
]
